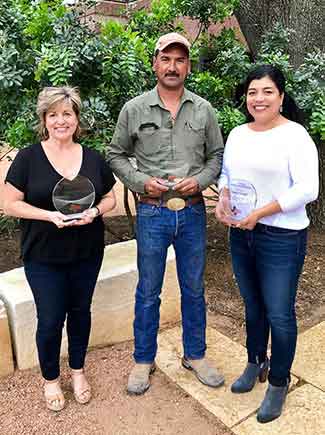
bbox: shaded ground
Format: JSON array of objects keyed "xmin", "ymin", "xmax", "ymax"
[{"xmin": 0, "ymin": 214, "xmax": 324, "ymax": 434}]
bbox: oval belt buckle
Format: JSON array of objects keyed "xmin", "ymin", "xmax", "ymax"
[{"xmin": 166, "ymin": 197, "xmax": 186, "ymax": 211}]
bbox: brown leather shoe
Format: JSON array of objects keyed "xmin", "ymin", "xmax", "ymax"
[
  {"xmin": 127, "ymin": 363, "xmax": 156, "ymax": 395},
  {"xmin": 182, "ymin": 357, "xmax": 224, "ymax": 387}
]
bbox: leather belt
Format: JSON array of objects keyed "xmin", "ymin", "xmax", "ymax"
[{"xmin": 139, "ymin": 194, "xmax": 203, "ymax": 209}]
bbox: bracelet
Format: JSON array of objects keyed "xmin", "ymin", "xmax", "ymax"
[{"xmin": 94, "ymin": 206, "xmax": 100, "ymax": 216}]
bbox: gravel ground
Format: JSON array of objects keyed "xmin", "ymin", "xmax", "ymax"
[{"xmin": 0, "ymin": 340, "xmax": 232, "ymax": 435}]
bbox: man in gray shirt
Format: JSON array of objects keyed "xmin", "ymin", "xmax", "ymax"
[{"xmin": 108, "ymin": 32, "xmax": 224, "ymax": 395}]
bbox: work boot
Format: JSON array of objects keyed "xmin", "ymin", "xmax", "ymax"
[
  {"xmin": 257, "ymin": 383, "xmax": 288, "ymax": 423},
  {"xmin": 182, "ymin": 357, "xmax": 224, "ymax": 387},
  {"xmin": 231, "ymin": 358, "xmax": 269, "ymax": 393},
  {"xmin": 127, "ymin": 363, "xmax": 156, "ymax": 395}
]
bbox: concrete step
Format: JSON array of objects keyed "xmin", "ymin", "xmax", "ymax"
[{"xmin": 0, "ymin": 300, "xmax": 14, "ymax": 376}]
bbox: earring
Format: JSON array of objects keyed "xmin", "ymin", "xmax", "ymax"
[{"xmin": 279, "ymin": 105, "xmax": 283, "ymax": 113}]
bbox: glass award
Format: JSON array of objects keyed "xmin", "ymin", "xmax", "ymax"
[
  {"xmin": 219, "ymin": 179, "xmax": 257, "ymax": 222},
  {"xmin": 52, "ymin": 175, "xmax": 95, "ymax": 221}
]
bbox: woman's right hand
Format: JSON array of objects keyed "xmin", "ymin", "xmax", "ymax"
[
  {"xmin": 215, "ymin": 187, "xmax": 233, "ymax": 226},
  {"xmin": 47, "ymin": 211, "xmax": 77, "ymax": 229},
  {"xmin": 215, "ymin": 201, "xmax": 232, "ymax": 226}
]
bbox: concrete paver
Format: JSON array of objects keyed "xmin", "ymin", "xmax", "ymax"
[
  {"xmin": 232, "ymin": 384, "xmax": 325, "ymax": 435},
  {"xmin": 156, "ymin": 326, "xmax": 298, "ymax": 428},
  {"xmin": 292, "ymin": 321, "xmax": 325, "ymax": 391}
]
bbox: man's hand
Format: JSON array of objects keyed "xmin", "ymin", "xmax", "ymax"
[
  {"xmin": 144, "ymin": 177, "xmax": 169, "ymax": 197},
  {"xmin": 172, "ymin": 177, "xmax": 199, "ymax": 195}
]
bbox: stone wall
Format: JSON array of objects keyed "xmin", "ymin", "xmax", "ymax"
[
  {"xmin": 0, "ymin": 240, "xmax": 181, "ymax": 371},
  {"xmin": 0, "ymin": 300, "xmax": 14, "ymax": 376}
]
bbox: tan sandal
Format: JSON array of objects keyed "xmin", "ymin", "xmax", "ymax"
[
  {"xmin": 44, "ymin": 378, "xmax": 65, "ymax": 412},
  {"xmin": 71, "ymin": 369, "xmax": 92, "ymax": 404}
]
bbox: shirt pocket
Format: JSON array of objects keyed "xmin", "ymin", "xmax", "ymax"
[
  {"xmin": 186, "ymin": 120, "xmax": 205, "ymax": 140},
  {"xmin": 136, "ymin": 120, "xmax": 163, "ymax": 156}
]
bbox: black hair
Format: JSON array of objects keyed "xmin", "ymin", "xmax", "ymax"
[{"xmin": 243, "ymin": 64, "xmax": 302, "ymax": 124}]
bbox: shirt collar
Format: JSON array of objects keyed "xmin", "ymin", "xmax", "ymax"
[{"xmin": 148, "ymin": 86, "xmax": 194, "ymax": 108}]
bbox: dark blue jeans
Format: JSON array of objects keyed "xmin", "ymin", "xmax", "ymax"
[
  {"xmin": 230, "ymin": 223, "xmax": 307, "ymax": 386},
  {"xmin": 134, "ymin": 202, "xmax": 207, "ymax": 363},
  {"xmin": 24, "ymin": 253, "xmax": 103, "ymax": 380}
]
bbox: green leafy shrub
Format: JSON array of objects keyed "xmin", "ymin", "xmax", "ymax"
[
  {"xmin": 310, "ymin": 97, "xmax": 325, "ymax": 141},
  {"xmin": 0, "ymin": 215, "xmax": 19, "ymax": 236},
  {"xmin": 215, "ymin": 106, "xmax": 246, "ymax": 137},
  {"xmin": 187, "ymin": 72, "xmax": 227, "ymax": 107}
]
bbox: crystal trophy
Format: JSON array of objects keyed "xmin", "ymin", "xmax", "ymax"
[
  {"xmin": 219, "ymin": 179, "xmax": 257, "ymax": 222},
  {"xmin": 52, "ymin": 175, "xmax": 95, "ymax": 221}
]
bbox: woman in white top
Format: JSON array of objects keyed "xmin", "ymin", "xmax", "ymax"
[{"xmin": 215, "ymin": 65, "xmax": 319, "ymax": 423}]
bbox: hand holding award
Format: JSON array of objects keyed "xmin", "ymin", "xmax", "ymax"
[
  {"xmin": 52, "ymin": 175, "xmax": 95, "ymax": 221},
  {"xmin": 219, "ymin": 179, "xmax": 257, "ymax": 224}
]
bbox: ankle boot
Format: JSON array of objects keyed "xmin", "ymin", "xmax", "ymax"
[
  {"xmin": 257, "ymin": 383, "xmax": 288, "ymax": 423},
  {"xmin": 231, "ymin": 358, "xmax": 269, "ymax": 393}
]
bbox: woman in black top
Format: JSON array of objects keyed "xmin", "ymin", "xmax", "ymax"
[{"xmin": 4, "ymin": 86, "xmax": 116, "ymax": 411}]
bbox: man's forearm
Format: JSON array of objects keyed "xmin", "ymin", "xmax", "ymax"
[
  {"xmin": 195, "ymin": 148, "xmax": 224, "ymax": 190},
  {"xmin": 109, "ymin": 155, "xmax": 150, "ymax": 193}
]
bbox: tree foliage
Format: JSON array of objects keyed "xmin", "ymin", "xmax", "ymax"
[{"xmin": 0, "ymin": 0, "xmax": 324, "ymax": 149}]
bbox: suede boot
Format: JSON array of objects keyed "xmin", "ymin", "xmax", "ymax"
[
  {"xmin": 257, "ymin": 383, "xmax": 288, "ymax": 423},
  {"xmin": 127, "ymin": 363, "xmax": 156, "ymax": 395},
  {"xmin": 231, "ymin": 358, "xmax": 269, "ymax": 393},
  {"xmin": 182, "ymin": 357, "xmax": 224, "ymax": 387}
]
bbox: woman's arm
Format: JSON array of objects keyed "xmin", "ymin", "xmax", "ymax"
[
  {"xmin": 235, "ymin": 201, "xmax": 282, "ymax": 230},
  {"xmin": 97, "ymin": 188, "xmax": 116, "ymax": 217},
  {"xmin": 71, "ymin": 188, "xmax": 117, "ymax": 225},
  {"xmin": 3, "ymin": 182, "xmax": 70, "ymax": 228}
]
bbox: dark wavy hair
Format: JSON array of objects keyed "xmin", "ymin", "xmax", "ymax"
[{"xmin": 243, "ymin": 64, "xmax": 302, "ymax": 124}]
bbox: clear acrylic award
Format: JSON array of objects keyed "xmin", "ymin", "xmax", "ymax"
[
  {"xmin": 52, "ymin": 175, "xmax": 95, "ymax": 221},
  {"xmin": 219, "ymin": 179, "xmax": 257, "ymax": 222}
]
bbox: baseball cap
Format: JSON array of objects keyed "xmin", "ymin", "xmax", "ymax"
[{"xmin": 154, "ymin": 32, "xmax": 191, "ymax": 54}]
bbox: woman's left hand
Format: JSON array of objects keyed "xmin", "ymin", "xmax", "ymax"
[
  {"xmin": 68, "ymin": 207, "xmax": 98, "ymax": 226},
  {"xmin": 235, "ymin": 211, "xmax": 259, "ymax": 231}
]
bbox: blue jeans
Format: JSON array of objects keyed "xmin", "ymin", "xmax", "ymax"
[
  {"xmin": 24, "ymin": 253, "xmax": 103, "ymax": 380},
  {"xmin": 134, "ymin": 202, "xmax": 207, "ymax": 363},
  {"xmin": 230, "ymin": 223, "xmax": 307, "ymax": 386}
]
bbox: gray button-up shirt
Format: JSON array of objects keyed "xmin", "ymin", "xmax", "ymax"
[{"xmin": 108, "ymin": 87, "xmax": 224, "ymax": 193}]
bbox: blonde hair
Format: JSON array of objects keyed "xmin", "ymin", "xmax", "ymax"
[{"xmin": 37, "ymin": 86, "xmax": 82, "ymax": 140}]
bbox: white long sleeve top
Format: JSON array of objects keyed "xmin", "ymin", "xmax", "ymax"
[{"xmin": 218, "ymin": 121, "xmax": 319, "ymax": 230}]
